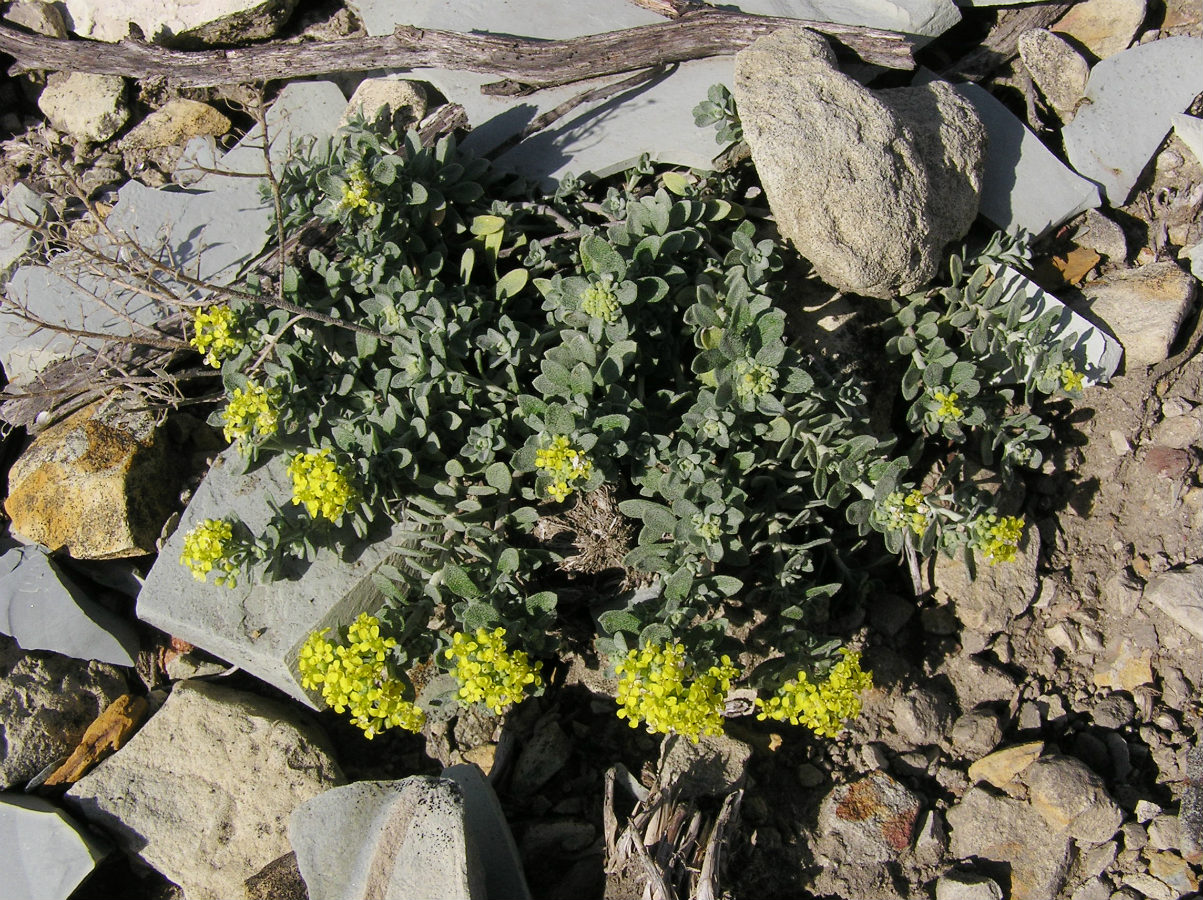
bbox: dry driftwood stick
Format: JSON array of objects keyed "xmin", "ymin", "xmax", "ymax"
[{"xmin": 0, "ymin": 8, "xmax": 916, "ymax": 91}]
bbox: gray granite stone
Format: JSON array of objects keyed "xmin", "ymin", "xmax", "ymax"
[
  {"xmin": 0, "ymin": 794, "xmax": 109, "ymax": 900},
  {"xmin": 1062, "ymin": 37, "xmax": 1203, "ymax": 206},
  {"xmin": 0, "ymin": 545, "xmax": 138, "ymax": 667},
  {"xmin": 0, "ymin": 633, "xmax": 128, "ymax": 789},
  {"xmin": 66, "ymin": 680, "xmax": 342, "ymax": 900},
  {"xmin": 1142, "ymin": 565, "xmax": 1203, "ymax": 640},
  {"xmin": 58, "ymin": 0, "xmax": 299, "ymax": 45},
  {"xmin": 137, "ymin": 447, "xmax": 424, "ymax": 706},
  {"xmin": 931, "ymin": 76, "xmax": 1100, "ymax": 236}
]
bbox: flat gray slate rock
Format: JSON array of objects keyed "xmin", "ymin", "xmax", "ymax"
[
  {"xmin": 182, "ymin": 80, "xmax": 349, "ymax": 190},
  {"xmin": 290, "ymin": 778, "xmax": 485, "ymax": 900},
  {"xmin": 0, "ymin": 183, "xmax": 46, "ymax": 285},
  {"xmin": 0, "ymin": 545, "xmax": 138, "ymax": 667},
  {"xmin": 0, "ymin": 794, "xmax": 108, "ymax": 900},
  {"xmin": 1, "ymin": 180, "xmax": 270, "ymax": 385},
  {"xmin": 137, "ymin": 448, "xmax": 423, "ymax": 706},
  {"xmin": 927, "ymin": 76, "xmax": 1099, "ymax": 237},
  {"xmin": 1062, "ymin": 37, "xmax": 1203, "ymax": 206},
  {"xmin": 993, "ymin": 265, "xmax": 1122, "ymax": 384}
]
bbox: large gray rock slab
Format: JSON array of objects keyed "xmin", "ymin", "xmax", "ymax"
[
  {"xmin": 0, "ymin": 633, "xmax": 127, "ymax": 789},
  {"xmin": 0, "ymin": 183, "xmax": 46, "ymax": 285},
  {"xmin": 0, "ymin": 545, "xmax": 137, "ymax": 666},
  {"xmin": 66, "ymin": 680, "xmax": 342, "ymax": 900},
  {"xmin": 0, "ymin": 794, "xmax": 109, "ymax": 900},
  {"xmin": 735, "ymin": 30, "xmax": 983, "ymax": 298},
  {"xmin": 931, "ymin": 76, "xmax": 1100, "ymax": 236},
  {"xmin": 492, "ymin": 58, "xmax": 736, "ymax": 186},
  {"xmin": 1142, "ymin": 565, "xmax": 1203, "ymax": 640},
  {"xmin": 57, "ymin": 0, "xmax": 299, "ymax": 45},
  {"xmin": 1081, "ymin": 261, "xmax": 1197, "ymax": 367},
  {"xmin": 290, "ymin": 778, "xmax": 486, "ymax": 900},
  {"xmin": 1063, "ymin": 37, "xmax": 1203, "ymax": 206},
  {"xmin": 138, "ymin": 447, "xmax": 423, "ymax": 706}
]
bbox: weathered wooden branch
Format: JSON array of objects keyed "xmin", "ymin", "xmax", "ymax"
[{"xmin": 0, "ymin": 8, "xmax": 916, "ymax": 92}]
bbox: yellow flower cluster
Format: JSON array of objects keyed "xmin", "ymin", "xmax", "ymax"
[
  {"xmin": 582, "ymin": 283, "xmax": 620, "ymax": 322},
  {"xmin": 445, "ymin": 627, "xmax": 543, "ymax": 715},
  {"xmin": 221, "ymin": 380, "xmax": 280, "ymax": 449},
  {"xmin": 614, "ymin": 642, "xmax": 739, "ymax": 742},
  {"xmin": 336, "ymin": 162, "xmax": 382, "ymax": 216},
  {"xmin": 1060, "ymin": 362, "xmax": 1085, "ymax": 393},
  {"xmin": 298, "ymin": 614, "xmax": 425, "ymax": 739},
  {"xmin": 734, "ymin": 360, "xmax": 777, "ymax": 401},
  {"xmin": 179, "ymin": 518, "xmax": 239, "ymax": 587},
  {"xmin": 932, "ymin": 390, "xmax": 964, "ymax": 423},
  {"xmin": 881, "ymin": 489, "xmax": 931, "ymax": 536},
  {"xmin": 287, "ymin": 449, "xmax": 358, "ymax": 522},
  {"xmin": 755, "ymin": 648, "xmax": 873, "ymax": 738},
  {"xmin": 190, "ymin": 306, "xmax": 242, "ymax": 368},
  {"xmin": 535, "ymin": 435, "xmax": 593, "ymax": 502},
  {"xmin": 974, "ymin": 514, "xmax": 1024, "ymax": 565}
]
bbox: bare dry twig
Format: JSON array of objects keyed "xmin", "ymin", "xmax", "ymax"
[{"xmin": 0, "ymin": 8, "xmax": 916, "ymax": 91}]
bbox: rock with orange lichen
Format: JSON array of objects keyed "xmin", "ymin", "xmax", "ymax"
[{"xmin": 4, "ymin": 399, "xmax": 179, "ymax": 559}]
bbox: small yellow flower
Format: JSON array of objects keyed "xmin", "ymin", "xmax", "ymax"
[
  {"xmin": 190, "ymin": 306, "xmax": 242, "ymax": 368},
  {"xmin": 614, "ymin": 642, "xmax": 739, "ymax": 742},
  {"xmin": 880, "ymin": 489, "xmax": 931, "ymax": 536},
  {"xmin": 335, "ymin": 162, "xmax": 381, "ymax": 217},
  {"xmin": 179, "ymin": 518, "xmax": 239, "ymax": 587},
  {"xmin": 535, "ymin": 435, "xmax": 593, "ymax": 503},
  {"xmin": 1060, "ymin": 362, "xmax": 1085, "ymax": 393},
  {"xmin": 755, "ymin": 648, "xmax": 872, "ymax": 738},
  {"xmin": 445, "ymin": 627, "xmax": 543, "ymax": 715},
  {"xmin": 221, "ymin": 380, "xmax": 280, "ymax": 449},
  {"xmin": 932, "ymin": 390, "xmax": 964, "ymax": 423},
  {"xmin": 287, "ymin": 449, "xmax": 358, "ymax": 522},
  {"xmin": 974, "ymin": 514, "xmax": 1024, "ymax": 565}
]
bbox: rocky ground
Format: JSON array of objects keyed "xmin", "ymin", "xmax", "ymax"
[{"xmin": 0, "ymin": 1, "xmax": 1202, "ymax": 899}]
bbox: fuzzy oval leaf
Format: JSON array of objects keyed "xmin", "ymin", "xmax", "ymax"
[{"xmin": 441, "ymin": 563, "xmax": 481, "ymax": 600}]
